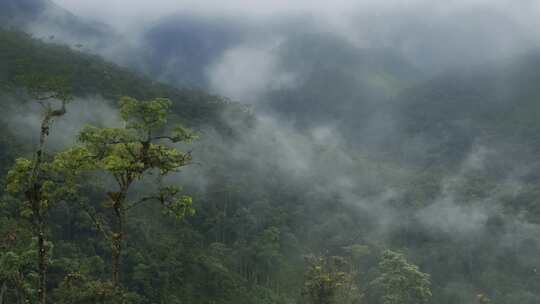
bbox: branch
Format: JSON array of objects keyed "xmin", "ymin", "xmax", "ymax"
[
  {"xmin": 151, "ymin": 135, "xmax": 177, "ymax": 141},
  {"xmin": 79, "ymin": 202, "xmax": 112, "ymax": 241},
  {"xmin": 124, "ymin": 196, "xmax": 160, "ymax": 212},
  {"xmin": 34, "ymin": 93, "xmax": 62, "ymax": 101}
]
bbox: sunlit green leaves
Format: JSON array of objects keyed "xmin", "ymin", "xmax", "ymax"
[
  {"xmin": 171, "ymin": 124, "xmax": 198, "ymax": 143},
  {"xmin": 77, "ymin": 97, "xmax": 194, "ymax": 182},
  {"xmin": 146, "ymin": 143, "xmax": 191, "ymax": 175},
  {"xmin": 6, "ymin": 158, "xmax": 33, "ymax": 195},
  {"xmin": 6, "ymin": 149, "xmax": 92, "ymax": 219},
  {"xmin": 69, "ymin": 96, "xmax": 197, "ymax": 290},
  {"xmin": 119, "ymin": 96, "xmax": 172, "ymax": 133},
  {"xmin": 51, "ymin": 147, "xmax": 94, "ymax": 174},
  {"xmin": 152, "ymin": 186, "xmax": 194, "ymax": 217},
  {"xmin": 373, "ymin": 250, "xmax": 432, "ymax": 304},
  {"xmin": 78, "ymin": 126, "xmax": 136, "ymax": 153},
  {"xmin": 302, "ymin": 255, "xmax": 361, "ymax": 304}
]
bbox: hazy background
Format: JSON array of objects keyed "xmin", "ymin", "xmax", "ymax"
[
  {"xmin": 3, "ymin": 0, "xmax": 540, "ymax": 302},
  {"xmin": 49, "ymin": 0, "xmax": 540, "ymax": 94}
]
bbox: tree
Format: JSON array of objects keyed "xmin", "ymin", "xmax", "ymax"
[
  {"xmin": 0, "ymin": 227, "xmax": 35, "ymax": 304},
  {"xmin": 74, "ymin": 96, "xmax": 196, "ymax": 289},
  {"xmin": 371, "ymin": 250, "xmax": 432, "ymax": 304},
  {"xmin": 5, "ymin": 75, "xmax": 73, "ymax": 304},
  {"xmin": 302, "ymin": 255, "xmax": 361, "ymax": 304},
  {"xmin": 52, "ymin": 274, "xmax": 142, "ymax": 304},
  {"xmin": 476, "ymin": 293, "xmax": 492, "ymax": 304}
]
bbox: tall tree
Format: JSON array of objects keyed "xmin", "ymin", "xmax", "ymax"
[
  {"xmin": 302, "ymin": 255, "xmax": 361, "ymax": 304},
  {"xmin": 74, "ymin": 96, "xmax": 196, "ymax": 289},
  {"xmin": 5, "ymin": 75, "xmax": 73, "ymax": 304},
  {"xmin": 371, "ymin": 250, "xmax": 432, "ymax": 304}
]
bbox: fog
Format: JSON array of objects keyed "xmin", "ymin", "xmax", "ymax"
[
  {"xmin": 5, "ymin": 0, "xmax": 540, "ymax": 302},
  {"xmin": 48, "ymin": 0, "xmax": 540, "ymax": 83},
  {"xmin": 2, "ymin": 97, "xmax": 120, "ymax": 149},
  {"xmin": 51, "ymin": 0, "xmax": 540, "ymax": 29},
  {"xmin": 206, "ymin": 40, "xmax": 297, "ymax": 102},
  {"xmin": 37, "ymin": 0, "xmax": 540, "ymax": 264}
]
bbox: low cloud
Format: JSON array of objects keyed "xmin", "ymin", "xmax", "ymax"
[
  {"xmin": 206, "ymin": 40, "xmax": 297, "ymax": 103},
  {"xmin": 3, "ymin": 97, "xmax": 119, "ymax": 149}
]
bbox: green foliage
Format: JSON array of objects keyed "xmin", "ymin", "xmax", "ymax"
[
  {"xmin": 4, "ymin": 22, "xmax": 540, "ymax": 304},
  {"xmin": 302, "ymin": 255, "xmax": 361, "ymax": 304},
  {"xmin": 76, "ymin": 96, "xmax": 195, "ymax": 215},
  {"xmin": 0, "ymin": 244, "xmax": 36, "ymax": 302},
  {"xmin": 156, "ymin": 186, "xmax": 195, "ymax": 219},
  {"xmin": 14, "ymin": 73, "xmax": 72, "ymax": 102},
  {"xmin": 53, "ymin": 275, "xmax": 143, "ymax": 304},
  {"xmin": 6, "ymin": 152, "xmax": 86, "ymax": 219},
  {"xmin": 476, "ymin": 293, "xmax": 492, "ymax": 304},
  {"xmin": 372, "ymin": 250, "xmax": 432, "ymax": 304},
  {"xmin": 119, "ymin": 96, "xmax": 170, "ymax": 133},
  {"xmin": 5, "ymin": 158, "xmax": 33, "ymax": 195},
  {"xmin": 65, "ymin": 96, "xmax": 197, "ymax": 292},
  {"xmin": 3, "ymin": 71, "xmax": 80, "ymax": 304},
  {"xmin": 0, "ymin": 28, "xmax": 241, "ymax": 128}
]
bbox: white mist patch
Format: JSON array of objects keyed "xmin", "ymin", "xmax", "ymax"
[
  {"xmin": 236, "ymin": 115, "xmax": 314, "ymax": 174},
  {"xmin": 460, "ymin": 144, "xmax": 492, "ymax": 171},
  {"xmin": 207, "ymin": 41, "xmax": 296, "ymax": 103},
  {"xmin": 311, "ymin": 125, "xmax": 340, "ymax": 146},
  {"xmin": 4, "ymin": 97, "xmax": 119, "ymax": 150},
  {"xmin": 417, "ymin": 196, "xmax": 490, "ymax": 237},
  {"xmin": 415, "ymin": 145, "xmax": 499, "ymax": 237}
]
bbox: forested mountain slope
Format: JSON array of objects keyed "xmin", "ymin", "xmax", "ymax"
[
  {"xmin": 0, "ymin": 28, "xmax": 273, "ymax": 304},
  {"xmin": 395, "ymin": 54, "xmax": 540, "ymax": 165},
  {"xmin": 0, "ymin": 0, "xmax": 113, "ymax": 48},
  {"xmin": 2, "ymin": 2, "xmax": 540, "ymax": 304}
]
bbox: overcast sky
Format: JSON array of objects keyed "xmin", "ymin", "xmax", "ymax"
[
  {"xmin": 51, "ymin": 0, "xmax": 540, "ymax": 30},
  {"xmin": 52, "ymin": 0, "xmax": 360, "ymax": 27},
  {"xmin": 49, "ymin": 0, "xmax": 540, "ymax": 94}
]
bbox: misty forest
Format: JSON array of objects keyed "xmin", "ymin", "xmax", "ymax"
[{"xmin": 2, "ymin": 0, "xmax": 540, "ymax": 303}]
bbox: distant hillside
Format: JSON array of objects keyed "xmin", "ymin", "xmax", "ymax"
[
  {"xmin": 396, "ymin": 53, "xmax": 540, "ymax": 164},
  {"xmin": 260, "ymin": 32, "xmax": 422, "ymax": 151},
  {"xmin": 0, "ymin": 0, "xmax": 117, "ymax": 52},
  {"xmin": 140, "ymin": 14, "xmax": 246, "ymax": 87},
  {"xmin": 0, "ymin": 29, "xmax": 240, "ymax": 127},
  {"xmin": 0, "ymin": 0, "xmax": 48, "ymax": 23},
  {"xmin": 0, "ymin": 28, "xmax": 251, "ymax": 180}
]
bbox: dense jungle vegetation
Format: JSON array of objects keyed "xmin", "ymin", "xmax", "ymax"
[{"xmin": 2, "ymin": 1, "xmax": 540, "ymax": 303}]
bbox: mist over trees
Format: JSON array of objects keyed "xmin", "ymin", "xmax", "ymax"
[{"xmin": 1, "ymin": 0, "xmax": 540, "ymax": 303}]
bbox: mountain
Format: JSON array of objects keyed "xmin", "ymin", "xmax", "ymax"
[
  {"xmin": 0, "ymin": 28, "xmax": 271, "ymax": 304},
  {"xmin": 138, "ymin": 14, "xmax": 246, "ymax": 87},
  {"xmin": 393, "ymin": 53, "xmax": 540, "ymax": 166},
  {"xmin": 0, "ymin": 28, "xmax": 240, "ymax": 128},
  {"xmin": 0, "ymin": 0, "xmax": 116, "ymax": 52},
  {"xmin": 3, "ymin": 3, "xmax": 540, "ymax": 304},
  {"xmin": 0, "ymin": 0, "xmax": 48, "ymax": 24}
]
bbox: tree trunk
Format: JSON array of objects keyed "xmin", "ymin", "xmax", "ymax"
[
  {"xmin": 37, "ymin": 222, "xmax": 47, "ymax": 304},
  {"xmin": 112, "ymin": 213, "xmax": 123, "ymax": 286},
  {"xmin": 31, "ymin": 105, "xmax": 65, "ymax": 304},
  {"xmin": 111, "ymin": 194, "xmax": 125, "ymax": 287},
  {"xmin": 0, "ymin": 281, "xmax": 7, "ymax": 304},
  {"xmin": 112, "ymin": 234, "xmax": 122, "ymax": 286}
]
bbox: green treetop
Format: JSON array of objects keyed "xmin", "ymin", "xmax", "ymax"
[
  {"xmin": 372, "ymin": 250, "xmax": 432, "ymax": 304},
  {"xmin": 5, "ymin": 74, "xmax": 74, "ymax": 304},
  {"xmin": 72, "ymin": 96, "xmax": 196, "ymax": 290},
  {"xmin": 302, "ymin": 255, "xmax": 361, "ymax": 304}
]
